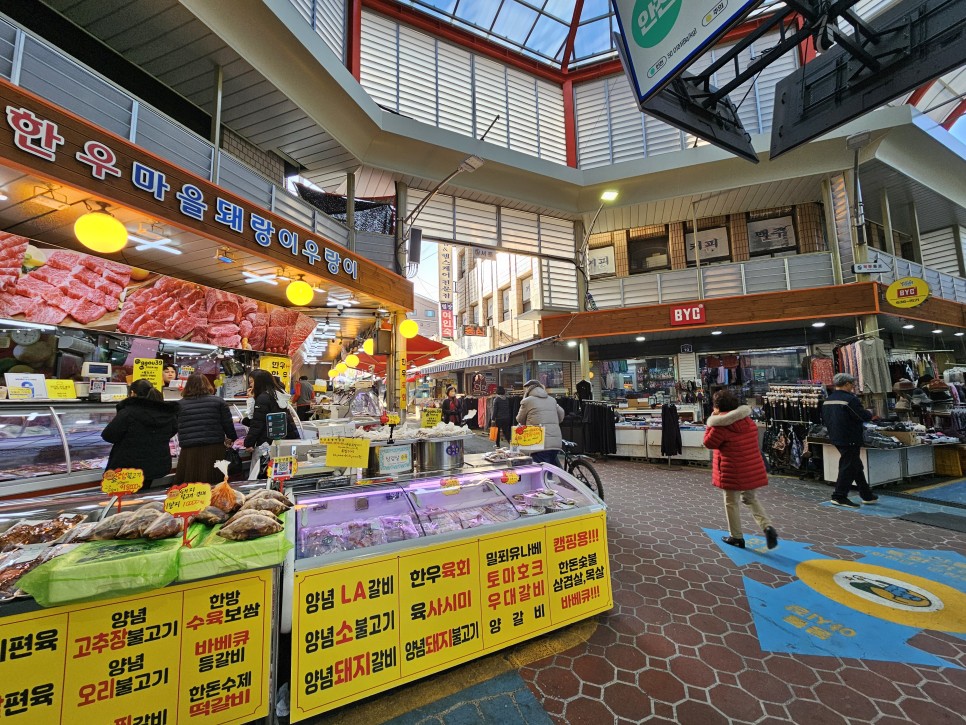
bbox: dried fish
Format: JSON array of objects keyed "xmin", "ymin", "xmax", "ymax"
[{"xmin": 217, "ymin": 515, "xmax": 283, "ymax": 541}]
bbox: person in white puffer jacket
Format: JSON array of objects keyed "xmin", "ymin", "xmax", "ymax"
[{"xmin": 517, "ymin": 380, "xmax": 565, "ymax": 465}]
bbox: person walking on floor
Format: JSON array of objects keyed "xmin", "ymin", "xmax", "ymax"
[
  {"xmin": 517, "ymin": 380, "xmax": 565, "ymax": 466},
  {"xmin": 175, "ymin": 373, "xmax": 239, "ymax": 484},
  {"xmin": 823, "ymin": 372, "xmax": 878, "ymax": 507},
  {"xmin": 703, "ymin": 390, "xmax": 778, "ymax": 549},
  {"xmin": 487, "ymin": 386, "xmax": 512, "ymax": 446}
]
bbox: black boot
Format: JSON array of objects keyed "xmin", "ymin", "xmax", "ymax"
[
  {"xmin": 764, "ymin": 526, "xmax": 778, "ymax": 550},
  {"xmin": 722, "ymin": 536, "xmax": 745, "ymax": 548}
]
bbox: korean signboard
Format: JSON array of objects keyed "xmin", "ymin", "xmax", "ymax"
[
  {"xmin": 669, "ymin": 302, "xmax": 706, "ymax": 326},
  {"xmin": 133, "ymin": 358, "xmax": 164, "ymax": 390},
  {"xmin": 0, "ymin": 570, "xmax": 273, "ymax": 725},
  {"xmin": 0, "ymin": 79, "xmax": 410, "ymax": 311},
  {"xmin": 462, "ymin": 325, "xmax": 486, "ymax": 337},
  {"xmin": 611, "ymin": 0, "xmax": 760, "ymax": 104},
  {"xmin": 587, "ymin": 246, "xmax": 616, "ymax": 277},
  {"xmin": 259, "ymin": 355, "xmax": 291, "ymax": 389},
  {"xmin": 291, "ymin": 513, "xmax": 611, "ymax": 721},
  {"xmin": 747, "ymin": 216, "xmax": 797, "ymax": 254},
  {"xmin": 684, "ymin": 227, "xmax": 730, "ymax": 263},
  {"xmin": 438, "ymin": 244, "xmax": 454, "ymax": 340}
]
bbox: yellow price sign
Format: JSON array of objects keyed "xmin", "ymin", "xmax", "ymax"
[
  {"xmin": 440, "ymin": 476, "xmax": 460, "ymax": 495},
  {"xmin": 511, "ymin": 426, "xmax": 545, "ymax": 449},
  {"xmin": 420, "ymin": 408, "xmax": 442, "ymax": 428},
  {"xmin": 500, "ymin": 471, "xmax": 520, "ymax": 485},
  {"xmin": 269, "ymin": 455, "xmax": 298, "ymax": 480},
  {"xmin": 259, "ymin": 355, "xmax": 291, "ymax": 388},
  {"xmin": 133, "ymin": 357, "xmax": 164, "ymax": 389},
  {"xmin": 386, "ymin": 412, "xmax": 401, "ymax": 426},
  {"xmin": 319, "ymin": 437, "xmax": 370, "ymax": 468},
  {"xmin": 164, "ymin": 483, "xmax": 212, "ymax": 516},
  {"xmin": 7, "ymin": 386, "xmax": 33, "ymax": 399},
  {"xmin": 45, "ymin": 379, "xmax": 77, "ymax": 399},
  {"xmin": 101, "ymin": 468, "xmax": 145, "ymax": 496}
]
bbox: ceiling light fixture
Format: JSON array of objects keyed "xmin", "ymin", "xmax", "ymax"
[
  {"xmin": 286, "ymin": 276, "xmax": 315, "ymax": 306},
  {"xmin": 635, "ymin": 336, "xmax": 646, "ymax": 342},
  {"xmin": 275, "ymin": 268, "xmax": 292, "ymax": 282},
  {"xmin": 215, "ymin": 247, "xmax": 235, "ymax": 264},
  {"xmin": 458, "ymin": 155, "xmax": 485, "ymax": 173},
  {"xmin": 129, "ymin": 231, "xmax": 181, "ymax": 255},
  {"xmin": 600, "ymin": 189, "xmax": 619, "ymax": 202},
  {"xmin": 74, "ymin": 201, "xmax": 128, "ymax": 254},
  {"xmin": 933, "ymin": 329, "xmax": 943, "ymax": 334},
  {"xmin": 711, "ymin": 330, "xmax": 723, "ymax": 335},
  {"xmin": 811, "ymin": 321, "xmax": 826, "ymax": 328},
  {"xmin": 567, "ymin": 340, "xmax": 578, "ymax": 347},
  {"xmin": 956, "ymin": 332, "xmax": 965, "ymax": 337},
  {"xmin": 242, "ymin": 271, "xmax": 278, "ymax": 286},
  {"xmin": 902, "ymin": 324, "xmax": 914, "ymax": 329}
]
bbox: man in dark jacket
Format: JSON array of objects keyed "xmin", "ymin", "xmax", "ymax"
[
  {"xmin": 487, "ymin": 386, "xmax": 512, "ymax": 446},
  {"xmin": 822, "ymin": 373, "xmax": 877, "ymax": 507}
]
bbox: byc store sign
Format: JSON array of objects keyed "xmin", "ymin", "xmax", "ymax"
[{"xmin": 669, "ymin": 302, "xmax": 706, "ymax": 326}]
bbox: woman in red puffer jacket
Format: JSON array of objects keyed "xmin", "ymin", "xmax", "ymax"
[{"xmin": 703, "ymin": 390, "xmax": 778, "ymax": 551}]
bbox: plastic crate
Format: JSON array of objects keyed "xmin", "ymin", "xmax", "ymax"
[{"xmin": 934, "ymin": 447, "xmax": 962, "ymax": 477}]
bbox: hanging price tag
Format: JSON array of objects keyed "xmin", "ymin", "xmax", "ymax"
[
  {"xmin": 386, "ymin": 412, "xmax": 401, "ymax": 426},
  {"xmin": 440, "ymin": 476, "xmax": 460, "ymax": 495},
  {"xmin": 101, "ymin": 468, "xmax": 144, "ymax": 511},
  {"xmin": 164, "ymin": 483, "xmax": 212, "ymax": 547}
]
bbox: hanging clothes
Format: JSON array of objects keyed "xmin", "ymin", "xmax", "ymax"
[{"xmin": 661, "ymin": 404, "xmax": 682, "ymax": 457}]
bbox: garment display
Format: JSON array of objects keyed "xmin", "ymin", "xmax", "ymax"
[
  {"xmin": 834, "ymin": 337, "xmax": 890, "ymax": 394},
  {"xmin": 661, "ymin": 404, "xmax": 682, "ymax": 457},
  {"xmin": 576, "ymin": 379, "xmax": 592, "ymax": 401},
  {"xmin": 762, "ymin": 384, "xmax": 826, "ymax": 425},
  {"xmin": 801, "ymin": 355, "xmax": 835, "ymax": 387}
]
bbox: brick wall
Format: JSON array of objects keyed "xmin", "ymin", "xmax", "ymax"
[
  {"xmin": 220, "ymin": 128, "xmax": 285, "ymax": 185},
  {"xmin": 729, "ymin": 214, "xmax": 750, "ymax": 262}
]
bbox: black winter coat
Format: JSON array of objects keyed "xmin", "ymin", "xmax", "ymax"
[
  {"xmin": 661, "ymin": 403, "xmax": 682, "ymax": 457},
  {"xmin": 177, "ymin": 394, "xmax": 237, "ymax": 448},
  {"xmin": 822, "ymin": 389, "xmax": 871, "ymax": 446},
  {"xmin": 102, "ymin": 397, "xmax": 179, "ymax": 480},
  {"xmin": 489, "ymin": 394, "xmax": 511, "ymax": 424},
  {"xmin": 244, "ymin": 392, "xmax": 299, "ymax": 448}
]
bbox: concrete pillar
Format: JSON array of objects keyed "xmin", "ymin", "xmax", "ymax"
[
  {"xmin": 880, "ymin": 188, "xmax": 896, "ymax": 256},
  {"xmin": 394, "ymin": 181, "xmax": 408, "ymax": 275},
  {"xmin": 346, "ymin": 170, "xmax": 356, "ymax": 253},
  {"xmin": 821, "ymin": 178, "xmax": 844, "ymax": 285}
]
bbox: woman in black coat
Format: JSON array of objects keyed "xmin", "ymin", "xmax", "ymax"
[
  {"xmin": 243, "ymin": 370, "xmax": 299, "ymax": 449},
  {"xmin": 174, "ymin": 373, "xmax": 238, "ymax": 484},
  {"xmin": 101, "ymin": 379, "xmax": 179, "ymax": 484}
]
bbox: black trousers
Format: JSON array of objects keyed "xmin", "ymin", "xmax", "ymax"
[
  {"xmin": 834, "ymin": 445, "xmax": 873, "ymax": 500},
  {"xmin": 493, "ymin": 420, "xmax": 511, "ymax": 446}
]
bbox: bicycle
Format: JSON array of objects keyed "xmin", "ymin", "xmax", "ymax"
[{"xmin": 560, "ymin": 440, "xmax": 604, "ymax": 500}]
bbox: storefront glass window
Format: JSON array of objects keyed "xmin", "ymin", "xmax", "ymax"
[
  {"xmin": 521, "ymin": 277, "xmax": 532, "ymax": 313},
  {"xmin": 535, "ymin": 361, "xmax": 564, "ymax": 391},
  {"xmin": 628, "ymin": 236, "xmax": 670, "ymax": 273},
  {"xmin": 700, "ymin": 347, "xmax": 807, "ymax": 395},
  {"xmin": 597, "ymin": 357, "xmax": 675, "ymax": 400},
  {"xmin": 499, "ymin": 365, "xmax": 525, "ymax": 393}
]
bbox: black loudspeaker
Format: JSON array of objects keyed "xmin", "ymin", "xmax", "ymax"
[
  {"xmin": 409, "ymin": 227, "xmax": 423, "ymax": 264},
  {"xmin": 372, "ymin": 329, "xmax": 393, "ymax": 355}
]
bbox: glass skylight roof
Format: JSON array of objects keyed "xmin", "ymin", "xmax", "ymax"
[{"xmin": 396, "ymin": 0, "xmax": 620, "ymax": 69}]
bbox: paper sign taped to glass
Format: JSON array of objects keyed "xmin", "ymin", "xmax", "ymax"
[{"xmin": 511, "ymin": 426, "xmax": 545, "ymax": 450}]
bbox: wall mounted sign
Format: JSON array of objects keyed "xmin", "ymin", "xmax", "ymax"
[
  {"xmin": 853, "ymin": 262, "xmax": 892, "ymax": 274},
  {"xmin": 685, "ymin": 227, "xmax": 730, "ymax": 263},
  {"xmin": 463, "ymin": 325, "xmax": 486, "ymax": 337},
  {"xmin": 885, "ymin": 277, "xmax": 929, "ymax": 308},
  {"xmin": 747, "ymin": 216, "xmax": 797, "ymax": 254},
  {"xmin": 438, "ymin": 244, "xmax": 454, "ymax": 339},
  {"xmin": 587, "ymin": 246, "xmax": 616, "ymax": 277},
  {"xmin": 669, "ymin": 303, "xmax": 706, "ymax": 326}
]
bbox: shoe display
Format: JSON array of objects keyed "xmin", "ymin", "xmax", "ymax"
[
  {"xmin": 830, "ymin": 498, "xmax": 860, "ymax": 508},
  {"xmin": 764, "ymin": 526, "xmax": 778, "ymax": 549},
  {"xmin": 722, "ymin": 536, "xmax": 745, "ymax": 548},
  {"xmin": 861, "ymin": 495, "xmax": 879, "ymax": 504}
]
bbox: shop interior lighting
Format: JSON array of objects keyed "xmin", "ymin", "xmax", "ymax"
[
  {"xmin": 711, "ymin": 330, "xmax": 723, "ymax": 335},
  {"xmin": 215, "ymin": 247, "xmax": 235, "ymax": 264},
  {"xmin": 933, "ymin": 329, "xmax": 943, "ymax": 334},
  {"xmin": 242, "ymin": 271, "xmax": 278, "ymax": 286},
  {"xmin": 902, "ymin": 324, "xmax": 915, "ymax": 329},
  {"xmin": 956, "ymin": 332, "xmax": 965, "ymax": 337},
  {"xmin": 160, "ymin": 338, "xmax": 217, "ymax": 351},
  {"xmin": 0, "ymin": 317, "xmax": 56, "ymax": 331},
  {"xmin": 635, "ymin": 336, "xmax": 646, "ymax": 341},
  {"xmin": 567, "ymin": 340, "xmax": 578, "ymax": 347},
  {"xmin": 811, "ymin": 321, "xmax": 826, "ymax": 328},
  {"xmin": 599, "ymin": 189, "xmax": 619, "ymax": 202},
  {"xmin": 0, "ymin": 191, "xmax": 8, "ymax": 201},
  {"xmin": 75, "ymin": 201, "xmax": 128, "ymax": 254},
  {"xmin": 129, "ymin": 226, "xmax": 180, "ymax": 255}
]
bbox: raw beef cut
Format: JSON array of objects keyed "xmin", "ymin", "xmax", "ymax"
[
  {"xmin": 0, "ymin": 233, "xmax": 28, "ymax": 291},
  {"xmin": 269, "ymin": 308, "xmax": 298, "ymax": 327},
  {"xmin": 206, "ymin": 289, "xmax": 241, "ymax": 323}
]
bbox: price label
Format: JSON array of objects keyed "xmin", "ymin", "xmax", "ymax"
[
  {"xmin": 101, "ymin": 468, "xmax": 145, "ymax": 495},
  {"xmin": 386, "ymin": 412, "xmax": 401, "ymax": 426},
  {"xmin": 511, "ymin": 425, "xmax": 545, "ymax": 449},
  {"xmin": 259, "ymin": 355, "xmax": 291, "ymax": 388},
  {"xmin": 133, "ymin": 358, "xmax": 164, "ymax": 389},
  {"xmin": 178, "ymin": 365, "xmax": 194, "ymax": 380},
  {"xmin": 320, "ymin": 437, "xmax": 370, "ymax": 468},
  {"xmin": 7, "ymin": 386, "xmax": 33, "ymax": 400},
  {"xmin": 420, "ymin": 408, "xmax": 442, "ymax": 428},
  {"xmin": 269, "ymin": 455, "xmax": 297, "ymax": 481},
  {"xmin": 501, "ymin": 471, "xmax": 520, "ymax": 485},
  {"xmin": 440, "ymin": 477, "xmax": 460, "ymax": 495},
  {"xmin": 46, "ymin": 379, "xmax": 78, "ymax": 399},
  {"xmin": 164, "ymin": 483, "xmax": 212, "ymax": 516}
]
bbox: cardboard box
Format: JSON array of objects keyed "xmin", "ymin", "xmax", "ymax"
[{"xmin": 882, "ymin": 431, "xmax": 917, "ymax": 445}]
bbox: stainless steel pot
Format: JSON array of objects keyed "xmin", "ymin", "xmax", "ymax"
[{"xmin": 416, "ymin": 438, "xmax": 465, "ymax": 472}]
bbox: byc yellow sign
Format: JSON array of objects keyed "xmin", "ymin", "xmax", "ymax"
[{"xmin": 885, "ymin": 277, "xmax": 929, "ymax": 308}]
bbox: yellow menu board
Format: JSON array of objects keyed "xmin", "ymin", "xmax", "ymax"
[
  {"xmin": 291, "ymin": 512, "xmax": 611, "ymax": 721},
  {"xmin": 420, "ymin": 409, "xmax": 442, "ymax": 428},
  {"xmin": 45, "ymin": 380, "xmax": 78, "ymax": 400},
  {"xmin": 259, "ymin": 356, "xmax": 291, "ymax": 389},
  {"xmin": 133, "ymin": 358, "xmax": 164, "ymax": 389},
  {"xmin": 0, "ymin": 570, "xmax": 274, "ymax": 725},
  {"xmin": 319, "ymin": 437, "xmax": 369, "ymax": 468}
]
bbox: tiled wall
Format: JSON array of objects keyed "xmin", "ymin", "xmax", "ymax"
[{"xmin": 221, "ymin": 128, "xmax": 285, "ymax": 185}]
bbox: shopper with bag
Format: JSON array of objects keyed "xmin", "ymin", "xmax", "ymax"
[
  {"xmin": 517, "ymin": 380, "xmax": 565, "ymax": 465},
  {"xmin": 174, "ymin": 373, "xmax": 239, "ymax": 484},
  {"xmin": 244, "ymin": 370, "xmax": 301, "ymax": 479},
  {"xmin": 703, "ymin": 390, "xmax": 778, "ymax": 550},
  {"xmin": 487, "ymin": 386, "xmax": 512, "ymax": 446}
]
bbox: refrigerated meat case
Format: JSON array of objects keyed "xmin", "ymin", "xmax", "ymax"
[{"xmin": 0, "ymin": 402, "xmax": 248, "ymax": 496}]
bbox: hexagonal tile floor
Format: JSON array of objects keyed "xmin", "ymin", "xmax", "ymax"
[{"xmin": 324, "ymin": 457, "xmax": 966, "ymax": 724}]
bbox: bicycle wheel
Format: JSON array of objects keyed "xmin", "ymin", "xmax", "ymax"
[{"xmin": 568, "ymin": 459, "xmax": 604, "ymax": 500}]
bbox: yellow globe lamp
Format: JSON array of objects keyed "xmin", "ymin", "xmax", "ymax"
[
  {"xmin": 285, "ymin": 279, "xmax": 314, "ymax": 306},
  {"xmin": 399, "ymin": 319, "xmax": 419, "ymax": 339},
  {"xmin": 345, "ymin": 353, "xmax": 360, "ymax": 368},
  {"xmin": 362, "ymin": 338, "xmax": 374, "ymax": 355},
  {"xmin": 335, "ymin": 362, "xmax": 347, "ymax": 374},
  {"xmin": 588, "ymin": 371, "xmax": 594, "ymax": 379},
  {"xmin": 327, "ymin": 368, "xmax": 337, "ymax": 379},
  {"xmin": 74, "ymin": 211, "xmax": 128, "ymax": 254}
]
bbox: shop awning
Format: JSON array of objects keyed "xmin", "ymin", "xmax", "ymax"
[
  {"xmin": 417, "ymin": 336, "xmax": 558, "ymax": 376},
  {"xmin": 356, "ymin": 334, "xmax": 451, "ymax": 375}
]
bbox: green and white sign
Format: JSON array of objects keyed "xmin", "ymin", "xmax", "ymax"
[{"xmin": 611, "ymin": 0, "xmax": 761, "ymax": 103}]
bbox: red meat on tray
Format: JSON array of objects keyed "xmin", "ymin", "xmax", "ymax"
[{"xmin": 0, "ymin": 234, "xmax": 29, "ymax": 291}]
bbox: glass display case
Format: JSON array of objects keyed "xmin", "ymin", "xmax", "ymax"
[{"xmin": 290, "ymin": 463, "xmax": 603, "ymax": 570}]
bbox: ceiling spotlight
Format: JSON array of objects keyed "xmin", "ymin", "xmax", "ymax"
[
  {"xmin": 215, "ymin": 247, "xmax": 235, "ymax": 264},
  {"xmin": 0, "ymin": 192, "xmax": 8, "ymax": 201},
  {"xmin": 811, "ymin": 321, "xmax": 826, "ymax": 328},
  {"xmin": 902, "ymin": 324, "xmax": 914, "ymax": 329},
  {"xmin": 566, "ymin": 340, "xmax": 578, "ymax": 347},
  {"xmin": 600, "ymin": 189, "xmax": 619, "ymax": 202},
  {"xmin": 635, "ymin": 336, "xmax": 646, "ymax": 342},
  {"xmin": 130, "ymin": 227, "xmax": 180, "ymax": 255},
  {"xmin": 933, "ymin": 329, "xmax": 943, "ymax": 334},
  {"xmin": 711, "ymin": 330, "xmax": 723, "ymax": 336},
  {"xmin": 956, "ymin": 332, "xmax": 965, "ymax": 337}
]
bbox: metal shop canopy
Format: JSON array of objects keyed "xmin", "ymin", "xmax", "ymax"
[{"xmin": 418, "ymin": 336, "xmax": 558, "ymax": 375}]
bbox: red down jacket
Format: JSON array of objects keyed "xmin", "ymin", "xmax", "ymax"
[{"xmin": 703, "ymin": 406, "xmax": 768, "ymax": 491}]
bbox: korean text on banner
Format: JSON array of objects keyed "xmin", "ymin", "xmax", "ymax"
[
  {"xmin": 133, "ymin": 358, "xmax": 164, "ymax": 389},
  {"xmin": 0, "ymin": 570, "xmax": 273, "ymax": 725},
  {"xmin": 259, "ymin": 355, "xmax": 291, "ymax": 388},
  {"xmin": 101, "ymin": 468, "xmax": 145, "ymax": 496},
  {"xmin": 320, "ymin": 437, "xmax": 370, "ymax": 468}
]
